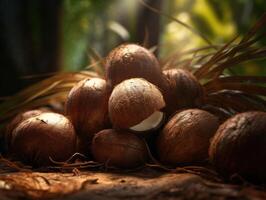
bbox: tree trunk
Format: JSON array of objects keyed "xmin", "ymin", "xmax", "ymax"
[
  {"xmin": 136, "ymin": 0, "xmax": 162, "ymax": 55},
  {"xmin": 0, "ymin": 0, "xmax": 62, "ymax": 97}
]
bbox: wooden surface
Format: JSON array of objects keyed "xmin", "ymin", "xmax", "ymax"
[{"xmin": 0, "ymin": 168, "xmax": 265, "ymax": 200}]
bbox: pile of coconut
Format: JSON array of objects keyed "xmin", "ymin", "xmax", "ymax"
[{"xmin": 5, "ymin": 44, "xmax": 266, "ymax": 183}]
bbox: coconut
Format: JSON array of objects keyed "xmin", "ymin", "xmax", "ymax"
[
  {"xmin": 65, "ymin": 78, "xmax": 110, "ymax": 140},
  {"xmin": 209, "ymin": 111, "xmax": 266, "ymax": 182},
  {"xmin": 91, "ymin": 129, "xmax": 148, "ymax": 168},
  {"xmin": 108, "ymin": 78, "xmax": 165, "ymax": 133},
  {"xmin": 105, "ymin": 43, "xmax": 165, "ymax": 89},
  {"xmin": 157, "ymin": 109, "xmax": 219, "ymax": 166},
  {"xmin": 9, "ymin": 112, "xmax": 76, "ymax": 167},
  {"xmin": 163, "ymin": 69, "xmax": 204, "ymax": 116},
  {"xmin": 5, "ymin": 109, "xmax": 49, "ymax": 150}
]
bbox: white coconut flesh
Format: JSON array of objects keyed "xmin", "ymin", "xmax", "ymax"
[{"xmin": 129, "ymin": 111, "xmax": 164, "ymax": 132}]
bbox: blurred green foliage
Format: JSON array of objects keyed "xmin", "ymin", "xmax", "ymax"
[
  {"xmin": 62, "ymin": 0, "xmax": 266, "ymax": 75},
  {"xmin": 63, "ymin": 0, "xmax": 111, "ymax": 70},
  {"xmin": 162, "ymin": 0, "xmax": 266, "ymax": 75}
]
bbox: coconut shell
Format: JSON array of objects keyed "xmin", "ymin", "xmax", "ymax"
[
  {"xmin": 109, "ymin": 78, "xmax": 165, "ymax": 129},
  {"xmin": 91, "ymin": 129, "xmax": 148, "ymax": 168},
  {"xmin": 157, "ymin": 109, "xmax": 219, "ymax": 166},
  {"xmin": 65, "ymin": 78, "xmax": 110, "ymax": 140},
  {"xmin": 9, "ymin": 112, "xmax": 76, "ymax": 167},
  {"xmin": 105, "ymin": 43, "xmax": 165, "ymax": 89},
  {"xmin": 209, "ymin": 111, "xmax": 266, "ymax": 182},
  {"xmin": 163, "ymin": 69, "xmax": 204, "ymax": 116},
  {"xmin": 5, "ymin": 109, "xmax": 49, "ymax": 150}
]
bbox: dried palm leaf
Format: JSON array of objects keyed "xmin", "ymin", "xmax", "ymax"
[
  {"xmin": 87, "ymin": 48, "xmax": 105, "ymax": 77},
  {"xmin": 205, "ymin": 90, "xmax": 266, "ymax": 113},
  {"xmin": 194, "ymin": 13, "xmax": 266, "ymax": 80},
  {"xmin": 0, "ymin": 70, "xmax": 99, "ymax": 124}
]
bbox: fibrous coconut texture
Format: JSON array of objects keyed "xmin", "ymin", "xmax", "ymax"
[
  {"xmin": 108, "ymin": 78, "xmax": 165, "ymax": 132},
  {"xmin": 163, "ymin": 69, "xmax": 204, "ymax": 116},
  {"xmin": 209, "ymin": 111, "xmax": 266, "ymax": 182},
  {"xmin": 92, "ymin": 129, "xmax": 148, "ymax": 168},
  {"xmin": 105, "ymin": 43, "xmax": 166, "ymax": 89},
  {"xmin": 65, "ymin": 78, "xmax": 110, "ymax": 140},
  {"xmin": 9, "ymin": 112, "xmax": 76, "ymax": 167},
  {"xmin": 157, "ymin": 109, "xmax": 219, "ymax": 166}
]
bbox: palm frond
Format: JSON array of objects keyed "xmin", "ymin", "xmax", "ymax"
[
  {"xmin": 204, "ymin": 76, "xmax": 266, "ymax": 85},
  {"xmin": 205, "ymin": 82, "xmax": 266, "ymax": 96},
  {"xmin": 205, "ymin": 90, "xmax": 266, "ymax": 113},
  {"xmin": 194, "ymin": 13, "xmax": 266, "ymax": 80},
  {"xmin": 194, "ymin": 36, "xmax": 239, "ymax": 79},
  {"xmin": 87, "ymin": 48, "xmax": 105, "ymax": 77}
]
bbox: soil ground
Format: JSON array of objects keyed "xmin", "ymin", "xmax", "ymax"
[{"xmin": 0, "ymin": 167, "xmax": 265, "ymax": 200}]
